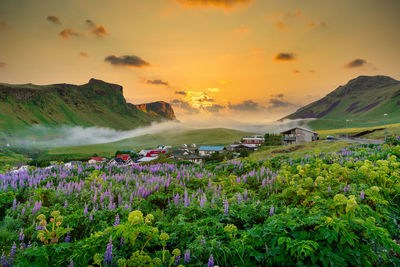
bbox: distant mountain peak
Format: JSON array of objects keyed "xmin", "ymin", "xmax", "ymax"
[{"xmin": 283, "ymin": 75, "xmax": 400, "ymax": 123}]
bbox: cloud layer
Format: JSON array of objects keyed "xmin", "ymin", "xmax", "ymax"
[
  {"xmin": 105, "ymin": 55, "xmax": 151, "ymax": 68},
  {"xmin": 173, "ymin": 0, "xmax": 253, "ymax": 9},
  {"xmin": 47, "ymin": 16, "xmax": 61, "ymax": 24},
  {"xmin": 274, "ymin": 52, "xmax": 296, "ymax": 61},
  {"xmin": 147, "ymin": 79, "xmax": 169, "ymax": 86},
  {"xmin": 59, "ymin": 28, "xmax": 83, "ymax": 39},
  {"xmin": 345, "ymin": 58, "xmax": 367, "ymax": 68}
]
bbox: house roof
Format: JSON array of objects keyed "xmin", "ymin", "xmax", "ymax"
[
  {"xmin": 90, "ymin": 157, "xmax": 106, "ymax": 161},
  {"xmin": 198, "ymin": 146, "xmax": 225, "ymax": 151},
  {"xmin": 229, "ymin": 144, "xmax": 257, "ymax": 148},
  {"xmin": 137, "ymin": 156, "xmax": 157, "ymax": 162},
  {"xmin": 280, "ymin": 127, "xmax": 318, "ymax": 135}
]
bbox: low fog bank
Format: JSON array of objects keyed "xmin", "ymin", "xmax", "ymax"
[{"xmin": 6, "ymin": 117, "xmax": 312, "ymax": 148}]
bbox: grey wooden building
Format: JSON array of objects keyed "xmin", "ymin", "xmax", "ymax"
[{"xmin": 280, "ymin": 127, "xmax": 319, "ymax": 145}]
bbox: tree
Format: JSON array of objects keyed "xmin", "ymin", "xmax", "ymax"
[{"xmin": 264, "ymin": 133, "xmax": 282, "ymax": 146}]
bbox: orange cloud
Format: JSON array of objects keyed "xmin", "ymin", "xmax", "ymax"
[
  {"xmin": 79, "ymin": 52, "xmax": 89, "ymax": 57},
  {"xmin": 86, "ymin": 20, "xmax": 108, "ymax": 37},
  {"xmin": 233, "ymin": 24, "xmax": 251, "ymax": 34},
  {"xmin": 274, "ymin": 52, "xmax": 296, "ymax": 62},
  {"xmin": 59, "ymin": 28, "xmax": 83, "ymax": 39},
  {"xmin": 275, "ymin": 21, "xmax": 289, "ymax": 32},
  {"xmin": 173, "ymin": 0, "xmax": 253, "ymax": 9},
  {"xmin": 105, "ymin": 54, "xmax": 151, "ymax": 68},
  {"xmin": 0, "ymin": 21, "xmax": 8, "ymax": 28}
]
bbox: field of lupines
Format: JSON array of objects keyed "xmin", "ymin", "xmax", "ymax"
[{"xmin": 1, "ymin": 141, "xmax": 400, "ymax": 266}]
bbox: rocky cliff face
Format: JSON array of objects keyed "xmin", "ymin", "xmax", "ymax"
[
  {"xmin": 134, "ymin": 101, "xmax": 176, "ymax": 120},
  {"xmin": 0, "ymin": 78, "xmax": 176, "ymax": 131}
]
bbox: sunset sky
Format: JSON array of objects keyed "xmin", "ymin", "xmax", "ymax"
[{"xmin": 0, "ymin": 0, "xmax": 399, "ymax": 121}]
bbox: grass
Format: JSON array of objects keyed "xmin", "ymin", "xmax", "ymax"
[
  {"xmin": 249, "ymin": 140, "xmax": 351, "ymax": 161},
  {"xmin": 317, "ymin": 122, "xmax": 400, "ymax": 139},
  {"xmin": 42, "ymin": 128, "xmax": 255, "ymax": 160}
]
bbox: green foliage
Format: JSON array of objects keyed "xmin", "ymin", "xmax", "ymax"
[{"xmin": 263, "ymin": 133, "xmax": 282, "ymax": 146}]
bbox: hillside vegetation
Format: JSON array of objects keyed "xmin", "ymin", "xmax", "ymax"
[
  {"xmin": 284, "ymin": 75, "xmax": 400, "ymax": 130},
  {"xmin": 1, "ymin": 142, "xmax": 400, "ymax": 266},
  {"xmin": 0, "ymin": 78, "xmax": 175, "ymax": 132}
]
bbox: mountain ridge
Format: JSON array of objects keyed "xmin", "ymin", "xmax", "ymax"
[
  {"xmin": 0, "ymin": 78, "xmax": 176, "ymax": 131},
  {"xmin": 282, "ymin": 75, "xmax": 400, "ymax": 129}
]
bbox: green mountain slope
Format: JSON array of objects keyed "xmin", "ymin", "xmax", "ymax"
[
  {"xmin": 0, "ymin": 78, "xmax": 175, "ymax": 132},
  {"xmin": 283, "ymin": 75, "xmax": 400, "ymax": 130}
]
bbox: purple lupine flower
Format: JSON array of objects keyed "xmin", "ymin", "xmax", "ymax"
[
  {"xmin": 19, "ymin": 228, "xmax": 24, "ymax": 241},
  {"xmin": 175, "ymin": 255, "xmax": 181, "ymax": 265},
  {"xmin": 184, "ymin": 249, "xmax": 190, "ymax": 264},
  {"xmin": 223, "ymin": 199, "xmax": 229, "ymax": 215},
  {"xmin": 269, "ymin": 205, "xmax": 274, "ymax": 216},
  {"xmin": 174, "ymin": 193, "xmax": 180, "ymax": 205},
  {"xmin": 114, "ymin": 214, "xmax": 120, "ymax": 226},
  {"xmin": 69, "ymin": 259, "xmax": 74, "ymax": 267},
  {"xmin": 217, "ymin": 241, "xmax": 221, "ymax": 248},
  {"xmin": 21, "ymin": 207, "xmax": 25, "ymax": 216},
  {"xmin": 120, "ymin": 237, "xmax": 125, "ymax": 248},
  {"xmin": 27, "ymin": 241, "xmax": 32, "ymax": 248},
  {"xmin": 12, "ymin": 198, "xmax": 17, "ymax": 211},
  {"xmin": 104, "ymin": 236, "xmax": 113, "ymax": 266},
  {"xmin": 208, "ymin": 254, "xmax": 214, "ymax": 267},
  {"xmin": 9, "ymin": 242, "xmax": 17, "ymax": 265},
  {"xmin": 244, "ymin": 189, "xmax": 248, "ymax": 201},
  {"xmin": 237, "ymin": 193, "xmax": 243, "ymax": 205},
  {"xmin": 64, "ymin": 200, "xmax": 68, "ymax": 209},
  {"xmin": 83, "ymin": 203, "xmax": 88, "ymax": 216},
  {"xmin": 89, "ymin": 213, "xmax": 93, "ymax": 221},
  {"xmin": 201, "ymin": 236, "xmax": 205, "ymax": 246},
  {"xmin": 360, "ymin": 190, "xmax": 365, "ymax": 200},
  {"xmin": 65, "ymin": 232, "xmax": 71, "ymax": 243},
  {"xmin": 1, "ymin": 252, "xmax": 7, "ymax": 266}
]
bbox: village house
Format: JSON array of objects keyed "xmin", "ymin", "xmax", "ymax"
[
  {"xmin": 171, "ymin": 149, "xmax": 203, "ymax": 164},
  {"xmin": 280, "ymin": 127, "xmax": 319, "ymax": 145},
  {"xmin": 88, "ymin": 157, "xmax": 107, "ymax": 164},
  {"xmin": 198, "ymin": 146, "xmax": 225, "ymax": 156},
  {"xmin": 241, "ymin": 136, "xmax": 265, "ymax": 146},
  {"xmin": 227, "ymin": 142, "xmax": 258, "ymax": 152}
]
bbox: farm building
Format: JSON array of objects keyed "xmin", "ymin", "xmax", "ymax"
[
  {"xmin": 198, "ymin": 146, "xmax": 225, "ymax": 156},
  {"xmin": 88, "ymin": 157, "xmax": 107, "ymax": 164},
  {"xmin": 280, "ymin": 127, "xmax": 319, "ymax": 145},
  {"xmin": 241, "ymin": 136, "xmax": 265, "ymax": 146},
  {"xmin": 227, "ymin": 143, "xmax": 258, "ymax": 152}
]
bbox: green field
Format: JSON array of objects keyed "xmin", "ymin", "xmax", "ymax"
[{"xmin": 41, "ymin": 128, "xmax": 255, "ymax": 160}]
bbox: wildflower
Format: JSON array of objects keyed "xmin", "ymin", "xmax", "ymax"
[
  {"xmin": 244, "ymin": 189, "xmax": 248, "ymax": 201},
  {"xmin": 9, "ymin": 242, "xmax": 17, "ymax": 265},
  {"xmin": 19, "ymin": 228, "xmax": 24, "ymax": 241},
  {"xmin": 89, "ymin": 213, "xmax": 93, "ymax": 221},
  {"xmin": 120, "ymin": 237, "xmax": 125, "ymax": 248},
  {"xmin": 21, "ymin": 207, "xmax": 25, "ymax": 216},
  {"xmin": 83, "ymin": 203, "xmax": 88, "ymax": 216},
  {"xmin": 114, "ymin": 213, "xmax": 120, "ymax": 226},
  {"xmin": 27, "ymin": 241, "xmax": 32, "ymax": 248},
  {"xmin": 160, "ymin": 232, "xmax": 170, "ymax": 242},
  {"xmin": 360, "ymin": 190, "xmax": 365, "ymax": 200},
  {"xmin": 1, "ymin": 252, "xmax": 7, "ymax": 266},
  {"xmin": 201, "ymin": 236, "xmax": 205, "ymax": 246},
  {"xmin": 184, "ymin": 249, "xmax": 190, "ymax": 264},
  {"xmin": 223, "ymin": 199, "xmax": 229, "ymax": 215},
  {"xmin": 269, "ymin": 205, "xmax": 274, "ymax": 216},
  {"xmin": 104, "ymin": 236, "xmax": 113, "ymax": 266},
  {"xmin": 208, "ymin": 254, "xmax": 214, "ymax": 267},
  {"xmin": 69, "ymin": 259, "xmax": 74, "ymax": 267},
  {"xmin": 237, "ymin": 193, "xmax": 243, "ymax": 205},
  {"xmin": 64, "ymin": 200, "xmax": 68, "ymax": 209},
  {"xmin": 65, "ymin": 232, "xmax": 71, "ymax": 243}
]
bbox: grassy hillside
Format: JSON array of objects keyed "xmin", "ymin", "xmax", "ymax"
[
  {"xmin": 249, "ymin": 140, "xmax": 351, "ymax": 161},
  {"xmin": 283, "ymin": 75, "xmax": 400, "ymax": 130},
  {"xmin": 42, "ymin": 128, "xmax": 255, "ymax": 160},
  {"xmin": 0, "ymin": 78, "xmax": 175, "ymax": 132}
]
